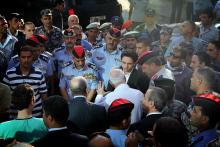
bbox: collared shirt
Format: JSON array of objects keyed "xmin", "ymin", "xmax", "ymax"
[
  {"xmin": 52, "ymin": 45, "xmax": 73, "ymax": 76},
  {"xmin": 95, "ymin": 83, "xmax": 144, "ymax": 124},
  {"xmin": 59, "ymin": 63, "xmax": 98, "ymax": 99},
  {"xmin": 146, "ymin": 112, "xmax": 162, "ymax": 117},
  {"xmin": 106, "ymin": 129, "xmax": 127, "ymax": 147},
  {"xmin": 3, "ymin": 65, "xmax": 47, "ymax": 118},
  {"xmin": 0, "ymin": 34, "xmax": 17, "ymax": 61},
  {"xmin": 191, "ymin": 129, "xmax": 220, "ymax": 147},
  {"xmin": 49, "ymin": 126, "xmax": 67, "ymax": 132},
  {"xmin": 199, "ymin": 25, "xmax": 219, "ymax": 42},
  {"xmin": 91, "ymin": 44, "xmax": 122, "ymax": 87}
]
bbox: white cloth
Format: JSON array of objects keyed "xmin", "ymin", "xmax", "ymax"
[{"xmin": 95, "ymin": 83, "xmax": 144, "ymax": 124}]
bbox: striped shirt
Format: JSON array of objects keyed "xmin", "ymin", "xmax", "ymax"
[{"xmin": 3, "ymin": 65, "xmax": 47, "ymax": 118}]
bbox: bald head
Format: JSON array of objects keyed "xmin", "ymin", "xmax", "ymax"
[
  {"xmin": 109, "ymin": 69, "xmax": 126, "ymax": 86},
  {"xmin": 70, "ymin": 76, "xmax": 87, "ymax": 95},
  {"xmin": 88, "ymin": 135, "xmax": 113, "ymax": 147},
  {"xmin": 68, "ymin": 14, "xmax": 79, "ymax": 28}
]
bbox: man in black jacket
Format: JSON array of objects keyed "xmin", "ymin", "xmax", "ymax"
[
  {"xmin": 33, "ymin": 95, "xmax": 88, "ymax": 147},
  {"xmin": 67, "ymin": 76, "xmax": 107, "ymax": 137}
]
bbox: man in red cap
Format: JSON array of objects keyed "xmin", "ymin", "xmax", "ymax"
[
  {"xmin": 60, "ymin": 45, "xmax": 98, "ymax": 101},
  {"xmin": 190, "ymin": 93, "xmax": 220, "ymax": 147},
  {"xmin": 106, "ymin": 98, "xmax": 134, "ymax": 147}
]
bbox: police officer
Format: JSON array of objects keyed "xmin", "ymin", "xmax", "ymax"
[
  {"xmin": 85, "ymin": 22, "xmax": 102, "ymax": 48},
  {"xmin": 91, "ymin": 27, "xmax": 122, "ymax": 88},
  {"xmin": 59, "ymin": 45, "xmax": 98, "ymax": 101},
  {"xmin": 123, "ymin": 31, "xmax": 139, "ymax": 50},
  {"xmin": 99, "ymin": 22, "xmax": 112, "ymax": 44},
  {"xmin": 52, "ymin": 29, "xmax": 77, "ymax": 77}
]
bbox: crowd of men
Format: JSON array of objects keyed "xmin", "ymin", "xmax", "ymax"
[{"xmin": 0, "ymin": 0, "xmax": 220, "ymax": 146}]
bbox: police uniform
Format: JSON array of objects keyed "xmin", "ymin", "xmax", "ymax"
[
  {"xmin": 52, "ymin": 45, "xmax": 74, "ymax": 76},
  {"xmin": 33, "ymin": 53, "xmax": 54, "ymax": 77},
  {"xmin": 59, "ymin": 63, "xmax": 98, "ymax": 99},
  {"xmin": 91, "ymin": 43, "xmax": 122, "ymax": 87}
]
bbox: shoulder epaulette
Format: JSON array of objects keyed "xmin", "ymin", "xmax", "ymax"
[
  {"xmin": 93, "ymin": 44, "xmax": 103, "ymax": 49},
  {"xmin": 63, "ymin": 61, "xmax": 73, "ymax": 68},
  {"xmin": 53, "ymin": 46, "xmax": 65, "ymax": 53},
  {"xmin": 87, "ymin": 62, "xmax": 97, "ymax": 70},
  {"xmin": 39, "ymin": 54, "xmax": 50, "ymax": 63},
  {"xmin": 12, "ymin": 55, "xmax": 19, "ymax": 63}
]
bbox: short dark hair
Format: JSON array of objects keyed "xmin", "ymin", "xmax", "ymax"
[
  {"xmin": 136, "ymin": 37, "xmax": 151, "ymax": 47},
  {"xmin": 199, "ymin": 8, "xmax": 215, "ymax": 19},
  {"xmin": 210, "ymin": 40, "xmax": 220, "ymax": 50},
  {"xmin": 54, "ymin": 0, "xmax": 64, "ymax": 6},
  {"xmin": 194, "ymin": 52, "xmax": 211, "ymax": 66},
  {"xmin": 148, "ymin": 87, "xmax": 167, "ymax": 112},
  {"xmin": 153, "ymin": 117, "xmax": 188, "ymax": 147},
  {"xmin": 43, "ymin": 95, "xmax": 69, "ymax": 125},
  {"xmin": 12, "ymin": 84, "xmax": 34, "ymax": 110},
  {"xmin": 145, "ymin": 56, "xmax": 164, "ymax": 66},
  {"xmin": 121, "ymin": 50, "xmax": 138, "ymax": 63},
  {"xmin": 18, "ymin": 45, "xmax": 33, "ymax": 56},
  {"xmin": 173, "ymin": 46, "xmax": 187, "ymax": 60}
]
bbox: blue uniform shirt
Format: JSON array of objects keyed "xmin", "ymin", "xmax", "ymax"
[
  {"xmin": 91, "ymin": 44, "xmax": 122, "ymax": 87},
  {"xmin": 59, "ymin": 63, "xmax": 98, "ymax": 99},
  {"xmin": 191, "ymin": 129, "xmax": 220, "ymax": 147},
  {"xmin": 52, "ymin": 46, "xmax": 74, "ymax": 76}
]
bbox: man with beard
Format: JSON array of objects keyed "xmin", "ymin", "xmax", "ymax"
[
  {"xmin": 91, "ymin": 27, "xmax": 122, "ymax": 88},
  {"xmin": 52, "ymin": 29, "xmax": 77, "ymax": 78},
  {"xmin": 3, "ymin": 45, "xmax": 47, "ymax": 119}
]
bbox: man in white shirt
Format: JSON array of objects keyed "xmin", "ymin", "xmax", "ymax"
[{"xmin": 95, "ymin": 68, "xmax": 144, "ymax": 124}]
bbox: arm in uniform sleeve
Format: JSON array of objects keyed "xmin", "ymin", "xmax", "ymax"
[{"xmin": 59, "ymin": 74, "xmax": 69, "ymax": 101}]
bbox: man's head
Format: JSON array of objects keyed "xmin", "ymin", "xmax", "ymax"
[
  {"xmin": 23, "ymin": 21, "xmax": 35, "ymax": 39},
  {"xmin": 145, "ymin": 8, "xmax": 156, "ymax": 26},
  {"xmin": 72, "ymin": 45, "xmax": 86, "ymax": 69},
  {"xmin": 106, "ymin": 27, "xmax": 121, "ymax": 52},
  {"xmin": 199, "ymin": 9, "xmax": 214, "ymax": 26},
  {"xmin": 180, "ymin": 20, "xmax": 196, "ymax": 35},
  {"xmin": 136, "ymin": 37, "xmax": 151, "ymax": 56},
  {"xmin": 18, "ymin": 45, "xmax": 34, "ymax": 69},
  {"xmin": 54, "ymin": 0, "xmax": 65, "ymax": 12},
  {"xmin": 0, "ymin": 15, "xmax": 8, "ymax": 35},
  {"xmin": 142, "ymin": 87, "xmax": 167, "ymax": 113},
  {"xmin": 88, "ymin": 132, "xmax": 113, "ymax": 147},
  {"xmin": 6, "ymin": 13, "xmax": 23, "ymax": 32},
  {"xmin": 169, "ymin": 46, "xmax": 187, "ymax": 68},
  {"xmin": 121, "ymin": 50, "xmax": 138, "ymax": 74},
  {"xmin": 153, "ymin": 117, "xmax": 188, "ymax": 147},
  {"xmin": 68, "ymin": 14, "xmax": 79, "ymax": 28},
  {"xmin": 63, "ymin": 29, "xmax": 76, "ymax": 48},
  {"xmin": 190, "ymin": 52, "xmax": 211, "ymax": 71},
  {"xmin": 12, "ymin": 84, "xmax": 34, "ymax": 111},
  {"xmin": 190, "ymin": 93, "xmax": 220, "ymax": 130},
  {"xmin": 123, "ymin": 31, "xmax": 139, "ymax": 50},
  {"xmin": 111, "ymin": 16, "xmax": 123, "ymax": 30},
  {"xmin": 206, "ymin": 40, "xmax": 220, "ymax": 61},
  {"xmin": 160, "ymin": 27, "xmax": 172, "ymax": 44},
  {"xmin": 109, "ymin": 69, "xmax": 126, "ymax": 88},
  {"xmin": 40, "ymin": 9, "xmax": 53, "ymax": 28},
  {"xmin": 71, "ymin": 24, "xmax": 83, "ymax": 42},
  {"xmin": 141, "ymin": 55, "xmax": 163, "ymax": 78},
  {"xmin": 43, "ymin": 95, "xmax": 69, "ymax": 128},
  {"xmin": 190, "ymin": 67, "xmax": 216, "ymax": 93},
  {"xmin": 70, "ymin": 76, "xmax": 87, "ymax": 96},
  {"xmin": 99, "ymin": 22, "xmax": 112, "ymax": 39},
  {"xmin": 86, "ymin": 22, "xmax": 100, "ymax": 40},
  {"xmin": 108, "ymin": 98, "xmax": 134, "ymax": 129}
]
